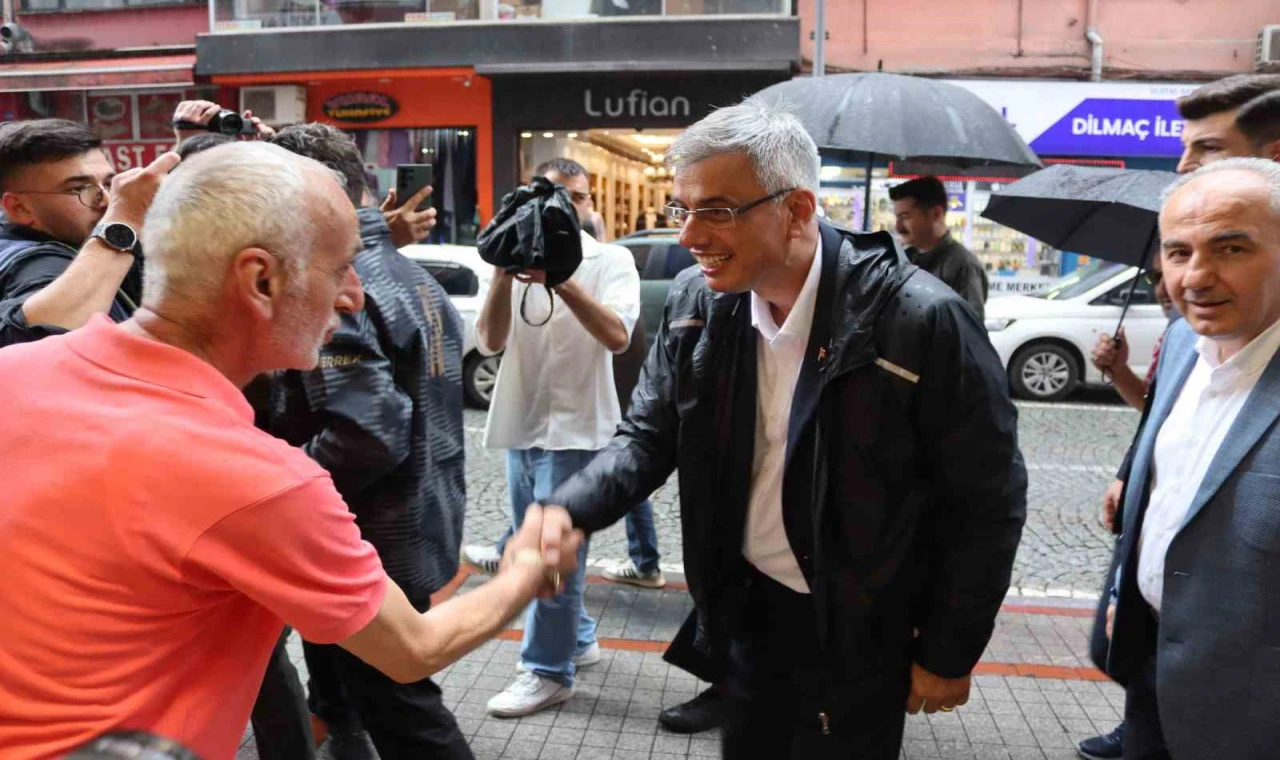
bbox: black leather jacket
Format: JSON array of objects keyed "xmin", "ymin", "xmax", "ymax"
[
  {"xmin": 551, "ymin": 222, "xmax": 1026, "ymax": 692},
  {"xmin": 269, "ymin": 208, "xmax": 467, "ymax": 609}
]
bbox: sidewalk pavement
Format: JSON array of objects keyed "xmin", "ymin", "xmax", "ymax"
[{"xmin": 237, "ymin": 572, "xmax": 1121, "ymax": 760}]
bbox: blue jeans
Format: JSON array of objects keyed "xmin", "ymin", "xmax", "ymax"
[
  {"xmin": 497, "ymin": 499, "xmax": 661, "ymax": 576},
  {"xmin": 506, "ymin": 448, "xmax": 599, "ymax": 687}
]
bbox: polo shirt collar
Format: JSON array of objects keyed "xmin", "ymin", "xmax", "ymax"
[{"xmin": 66, "ymin": 315, "xmax": 254, "ymax": 422}]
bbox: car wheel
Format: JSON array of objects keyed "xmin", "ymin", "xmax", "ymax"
[
  {"xmin": 1009, "ymin": 343, "xmax": 1080, "ymax": 402},
  {"xmin": 463, "ymin": 351, "xmax": 501, "ymax": 409}
]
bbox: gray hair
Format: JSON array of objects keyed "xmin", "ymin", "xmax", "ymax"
[
  {"xmin": 1161, "ymin": 157, "xmax": 1280, "ymax": 219},
  {"xmin": 667, "ymin": 96, "xmax": 821, "ymax": 195},
  {"xmin": 141, "ymin": 141, "xmax": 333, "ymax": 305}
]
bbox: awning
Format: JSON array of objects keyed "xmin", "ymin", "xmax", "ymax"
[{"xmin": 0, "ymin": 54, "xmax": 195, "ymax": 93}]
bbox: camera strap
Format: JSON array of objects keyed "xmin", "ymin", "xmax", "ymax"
[{"xmin": 519, "ymin": 283, "xmax": 555, "ymax": 327}]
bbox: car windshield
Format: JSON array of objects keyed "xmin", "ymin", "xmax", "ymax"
[{"xmin": 1031, "ymin": 260, "xmax": 1127, "ymax": 301}]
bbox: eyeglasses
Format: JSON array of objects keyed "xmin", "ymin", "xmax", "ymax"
[
  {"xmin": 664, "ymin": 188, "xmax": 796, "ymax": 229},
  {"xmin": 12, "ymin": 183, "xmax": 108, "ymax": 209},
  {"xmin": 1142, "ymin": 270, "xmax": 1163, "ymax": 287}
]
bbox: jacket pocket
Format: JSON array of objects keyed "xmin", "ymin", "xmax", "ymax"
[{"xmin": 1231, "ymin": 471, "xmax": 1280, "ymax": 553}]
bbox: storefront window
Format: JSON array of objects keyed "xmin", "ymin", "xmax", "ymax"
[
  {"xmin": 352, "ymin": 128, "xmax": 479, "ymax": 246},
  {"xmin": 20, "ymin": 0, "xmax": 201, "ymax": 11},
  {"xmin": 817, "ymin": 164, "xmax": 1065, "ymax": 292},
  {"xmin": 210, "ymin": 0, "xmax": 779, "ymax": 27},
  {"xmin": 518, "ymin": 130, "xmax": 676, "ymax": 242}
]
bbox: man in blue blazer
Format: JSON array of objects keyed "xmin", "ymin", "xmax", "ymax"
[{"xmin": 1104, "ymin": 157, "xmax": 1280, "ymax": 760}]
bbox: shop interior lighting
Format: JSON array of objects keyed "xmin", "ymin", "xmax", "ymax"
[
  {"xmin": 543, "ymin": 132, "xmax": 555, "ymax": 138},
  {"xmin": 521, "ymin": 132, "xmax": 533, "ymax": 139},
  {"xmin": 819, "ymin": 165, "xmax": 843, "ymax": 181},
  {"xmin": 644, "ymin": 166, "xmax": 657, "ymax": 176},
  {"xmin": 458, "ymin": 130, "xmax": 470, "ymax": 137},
  {"xmin": 630, "ymin": 133, "xmax": 678, "ymax": 148},
  {"xmin": 567, "ymin": 132, "xmax": 579, "ymax": 139}
]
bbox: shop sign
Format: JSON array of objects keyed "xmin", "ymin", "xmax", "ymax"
[
  {"xmin": 103, "ymin": 142, "xmax": 173, "ymax": 172},
  {"xmin": 988, "ymin": 274, "xmax": 1057, "ymax": 298},
  {"xmin": 950, "ymin": 80, "xmax": 1200, "ymax": 158},
  {"xmin": 322, "ymin": 92, "xmax": 399, "ymax": 123},
  {"xmin": 583, "ymin": 89, "xmax": 691, "ymax": 120}
]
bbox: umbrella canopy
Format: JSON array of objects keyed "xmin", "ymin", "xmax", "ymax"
[
  {"xmin": 980, "ymin": 164, "xmax": 1179, "ymax": 269},
  {"xmin": 753, "ymin": 73, "xmax": 1040, "ymax": 168}
]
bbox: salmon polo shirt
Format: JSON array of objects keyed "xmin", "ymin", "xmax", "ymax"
[{"xmin": 0, "ymin": 316, "xmax": 387, "ymax": 760}]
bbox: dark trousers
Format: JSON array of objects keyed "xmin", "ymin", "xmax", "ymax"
[
  {"xmin": 303, "ymin": 640, "xmax": 363, "ymax": 734},
  {"xmin": 306, "ymin": 642, "xmax": 474, "ymax": 760},
  {"xmin": 1123, "ymin": 651, "xmax": 1171, "ymax": 760},
  {"xmin": 721, "ymin": 569, "xmax": 909, "ymax": 760},
  {"xmin": 250, "ymin": 628, "xmax": 316, "ymax": 760}
]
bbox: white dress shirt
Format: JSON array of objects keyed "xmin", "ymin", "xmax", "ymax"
[
  {"xmin": 483, "ymin": 231, "xmax": 641, "ymax": 452},
  {"xmin": 743, "ymin": 242, "xmax": 822, "ymax": 594},
  {"xmin": 1138, "ymin": 317, "xmax": 1280, "ymax": 612}
]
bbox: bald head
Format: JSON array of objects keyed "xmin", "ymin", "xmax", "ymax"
[
  {"xmin": 134, "ymin": 141, "xmax": 364, "ymax": 382},
  {"xmin": 1160, "ymin": 159, "xmax": 1280, "ymax": 359}
]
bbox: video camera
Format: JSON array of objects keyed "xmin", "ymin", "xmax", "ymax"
[{"xmin": 172, "ymin": 109, "xmax": 256, "ymax": 136}]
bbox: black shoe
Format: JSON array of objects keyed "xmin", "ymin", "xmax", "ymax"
[
  {"xmin": 658, "ymin": 685, "xmax": 730, "ymax": 734},
  {"xmin": 327, "ymin": 730, "xmax": 375, "ymax": 760},
  {"xmin": 1077, "ymin": 721, "xmax": 1125, "ymax": 760}
]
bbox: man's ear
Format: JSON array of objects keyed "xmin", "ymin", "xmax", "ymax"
[
  {"xmin": 787, "ymin": 189, "xmax": 818, "ymax": 236},
  {"xmin": 1265, "ymin": 139, "xmax": 1280, "ymax": 164},
  {"xmin": 231, "ymin": 247, "xmax": 284, "ymax": 321},
  {"xmin": 2, "ymin": 191, "xmax": 36, "ymax": 227},
  {"xmin": 930, "ymin": 204, "xmax": 947, "ymax": 225}
]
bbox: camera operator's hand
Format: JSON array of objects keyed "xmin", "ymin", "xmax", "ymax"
[
  {"xmin": 172, "ymin": 100, "xmax": 224, "ymax": 145},
  {"xmin": 103, "ymin": 151, "xmax": 181, "ymax": 231},
  {"xmin": 240, "ymin": 109, "xmax": 276, "ymax": 141},
  {"xmin": 382, "ymin": 186, "xmax": 437, "ymax": 247}
]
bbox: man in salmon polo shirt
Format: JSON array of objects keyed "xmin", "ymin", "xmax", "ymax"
[{"xmin": 0, "ymin": 142, "xmax": 581, "ymax": 760}]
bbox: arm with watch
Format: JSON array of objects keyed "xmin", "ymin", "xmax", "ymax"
[{"xmin": 19, "ymin": 152, "xmax": 179, "ymax": 332}]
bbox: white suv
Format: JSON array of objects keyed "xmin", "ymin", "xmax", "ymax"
[{"xmin": 985, "ymin": 261, "xmax": 1167, "ymax": 402}]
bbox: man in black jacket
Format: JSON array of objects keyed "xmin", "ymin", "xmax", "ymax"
[
  {"xmin": 0, "ymin": 119, "xmax": 176, "ymax": 347},
  {"xmin": 534, "ymin": 98, "xmax": 1027, "ymax": 759},
  {"xmin": 889, "ymin": 175, "xmax": 988, "ymax": 320},
  {"xmin": 265, "ymin": 124, "xmax": 472, "ymax": 760}
]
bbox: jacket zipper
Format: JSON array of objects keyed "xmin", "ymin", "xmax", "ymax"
[{"xmin": 818, "ymin": 711, "xmax": 830, "ymax": 735}]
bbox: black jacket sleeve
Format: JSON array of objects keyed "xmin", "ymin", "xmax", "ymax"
[
  {"xmin": 952, "ymin": 260, "xmax": 988, "ymax": 322},
  {"xmin": 0, "ymin": 249, "xmax": 74, "ymax": 348},
  {"xmin": 913, "ymin": 298, "xmax": 1028, "ymax": 679},
  {"xmin": 548, "ymin": 292, "xmax": 682, "ymax": 533},
  {"xmin": 296, "ymin": 308, "xmax": 413, "ymax": 500}
]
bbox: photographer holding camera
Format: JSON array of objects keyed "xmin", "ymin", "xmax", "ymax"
[{"xmin": 171, "ymin": 100, "xmax": 437, "ymax": 247}]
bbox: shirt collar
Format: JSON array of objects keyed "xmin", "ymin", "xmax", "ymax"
[
  {"xmin": 751, "ymin": 239, "xmax": 823, "ymax": 343},
  {"xmin": 66, "ymin": 315, "xmax": 255, "ymax": 423},
  {"xmin": 1195, "ymin": 315, "xmax": 1280, "ymax": 377},
  {"xmin": 580, "ymin": 230, "xmax": 602, "ymax": 259}
]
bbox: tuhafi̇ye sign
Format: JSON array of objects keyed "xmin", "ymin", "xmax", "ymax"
[{"xmin": 322, "ymin": 92, "xmax": 400, "ymax": 123}]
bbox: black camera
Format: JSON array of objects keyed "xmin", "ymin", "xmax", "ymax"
[{"xmin": 173, "ymin": 109, "xmax": 254, "ymax": 136}]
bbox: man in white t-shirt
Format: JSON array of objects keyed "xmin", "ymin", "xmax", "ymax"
[{"xmin": 471, "ymin": 158, "xmax": 641, "ymax": 717}]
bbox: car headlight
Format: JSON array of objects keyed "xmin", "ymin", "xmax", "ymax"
[{"xmin": 985, "ymin": 318, "xmax": 1016, "ymax": 332}]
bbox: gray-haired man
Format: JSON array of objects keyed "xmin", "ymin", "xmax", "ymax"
[{"xmin": 533, "ymin": 99, "xmax": 1027, "ymax": 758}]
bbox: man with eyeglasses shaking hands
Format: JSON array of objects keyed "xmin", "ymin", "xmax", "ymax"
[
  {"xmin": 0, "ymin": 118, "xmax": 179, "ymax": 347},
  {"xmin": 533, "ymin": 98, "xmax": 1027, "ymax": 759}
]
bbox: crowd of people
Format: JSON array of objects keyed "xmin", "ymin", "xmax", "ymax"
[{"xmin": 0, "ymin": 72, "xmax": 1276, "ymax": 760}]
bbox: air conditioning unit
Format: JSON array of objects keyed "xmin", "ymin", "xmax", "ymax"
[
  {"xmin": 239, "ymin": 85, "xmax": 306, "ymax": 127},
  {"xmin": 1258, "ymin": 25, "xmax": 1280, "ymax": 73}
]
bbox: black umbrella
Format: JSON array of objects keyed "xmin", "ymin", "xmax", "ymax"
[
  {"xmin": 753, "ymin": 73, "xmax": 1040, "ymax": 229},
  {"xmin": 981, "ymin": 164, "xmax": 1180, "ymax": 331}
]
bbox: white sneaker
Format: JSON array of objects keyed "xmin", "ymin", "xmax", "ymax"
[
  {"xmin": 461, "ymin": 544, "xmax": 501, "ymax": 575},
  {"xmin": 487, "ymin": 672, "xmax": 575, "ymax": 718},
  {"xmin": 603, "ymin": 559, "xmax": 666, "ymax": 589},
  {"xmin": 574, "ymin": 641, "xmax": 602, "ymax": 668},
  {"xmin": 515, "ymin": 642, "xmax": 601, "ymax": 673}
]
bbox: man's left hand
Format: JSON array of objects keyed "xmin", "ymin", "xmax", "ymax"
[
  {"xmin": 906, "ymin": 662, "xmax": 970, "ymax": 715},
  {"xmin": 383, "ymin": 186, "xmax": 437, "ymax": 247}
]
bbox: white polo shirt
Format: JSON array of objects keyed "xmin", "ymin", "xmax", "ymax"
[
  {"xmin": 744, "ymin": 242, "xmax": 822, "ymax": 594},
  {"xmin": 482, "ymin": 231, "xmax": 641, "ymax": 453}
]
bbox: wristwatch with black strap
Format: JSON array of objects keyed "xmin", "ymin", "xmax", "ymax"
[{"xmin": 89, "ymin": 220, "xmax": 139, "ymax": 256}]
